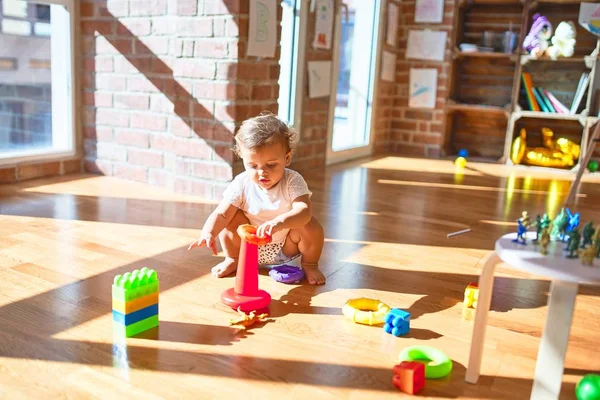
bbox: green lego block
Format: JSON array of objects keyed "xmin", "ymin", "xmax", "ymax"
[
  {"xmin": 113, "ymin": 314, "xmax": 159, "ymax": 337},
  {"xmin": 112, "ymin": 267, "xmax": 159, "ymax": 302}
]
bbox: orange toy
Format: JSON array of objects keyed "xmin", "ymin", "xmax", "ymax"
[
  {"xmin": 229, "ymin": 307, "xmax": 269, "ymax": 330},
  {"xmin": 237, "ymin": 224, "xmax": 272, "ymax": 246},
  {"xmin": 392, "ymin": 361, "xmax": 425, "ymax": 395}
]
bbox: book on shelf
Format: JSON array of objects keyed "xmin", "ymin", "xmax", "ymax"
[
  {"xmin": 569, "ymin": 72, "xmax": 589, "ymax": 115},
  {"xmin": 520, "ymin": 71, "xmax": 589, "ymax": 115}
]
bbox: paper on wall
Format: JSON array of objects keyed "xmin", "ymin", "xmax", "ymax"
[
  {"xmin": 406, "ymin": 29, "xmax": 447, "ymax": 61},
  {"xmin": 313, "ymin": 0, "xmax": 334, "ymax": 49},
  {"xmin": 409, "ymin": 68, "xmax": 438, "ymax": 109},
  {"xmin": 307, "ymin": 61, "xmax": 332, "ymax": 98},
  {"xmin": 381, "ymin": 51, "xmax": 396, "ymax": 82},
  {"xmin": 386, "ymin": 2, "xmax": 398, "ymax": 46},
  {"xmin": 247, "ymin": 0, "xmax": 277, "ymax": 58},
  {"xmin": 415, "ymin": 0, "xmax": 444, "ymax": 23}
]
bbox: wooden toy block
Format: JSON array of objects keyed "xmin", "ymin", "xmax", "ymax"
[
  {"xmin": 392, "ymin": 361, "xmax": 425, "ymax": 395},
  {"xmin": 383, "ymin": 308, "xmax": 411, "ymax": 336},
  {"xmin": 112, "ymin": 268, "xmax": 159, "ymax": 337},
  {"xmin": 464, "ymin": 282, "xmax": 479, "ymax": 309}
]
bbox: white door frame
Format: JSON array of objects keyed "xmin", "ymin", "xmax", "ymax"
[{"xmin": 325, "ymin": 0, "xmax": 385, "ymax": 166}]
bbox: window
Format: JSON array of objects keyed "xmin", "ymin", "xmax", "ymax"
[
  {"xmin": 0, "ymin": 0, "xmax": 75, "ymax": 163},
  {"xmin": 277, "ymin": 0, "xmax": 305, "ymax": 128}
]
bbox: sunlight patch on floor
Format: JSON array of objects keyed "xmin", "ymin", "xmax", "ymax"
[
  {"xmin": 324, "ymin": 237, "xmax": 487, "ymax": 272},
  {"xmin": 378, "ymin": 179, "xmax": 586, "ymax": 197},
  {"xmin": 20, "ymin": 175, "xmax": 219, "ymax": 205}
]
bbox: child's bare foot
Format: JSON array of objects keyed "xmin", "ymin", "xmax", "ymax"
[
  {"xmin": 211, "ymin": 257, "xmax": 238, "ymax": 278},
  {"xmin": 302, "ymin": 263, "xmax": 326, "ymax": 285}
]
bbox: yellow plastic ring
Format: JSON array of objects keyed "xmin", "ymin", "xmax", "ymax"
[{"xmin": 342, "ymin": 297, "xmax": 391, "ymax": 325}]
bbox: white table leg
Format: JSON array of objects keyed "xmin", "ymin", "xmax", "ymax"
[
  {"xmin": 466, "ymin": 251, "xmax": 500, "ymax": 384},
  {"xmin": 530, "ymin": 280, "xmax": 578, "ymax": 400}
]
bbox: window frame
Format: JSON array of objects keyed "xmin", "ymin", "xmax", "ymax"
[
  {"xmin": 0, "ymin": 0, "xmax": 77, "ymax": 166},
  {"xmin": 277, "ymin": 0, "xmax": 307, "ymax": 134}
]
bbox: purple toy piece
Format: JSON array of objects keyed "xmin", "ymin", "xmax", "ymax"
[
  {"xmin": 269, "ymin": 265, "xmax": 305, "ymax": 284},
  {"xmin": 523, "ymin": 13, "xmax": 553, "ymax": 55}
]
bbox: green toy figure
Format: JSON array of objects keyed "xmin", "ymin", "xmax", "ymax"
[
  {"xmin": 566, "ymin": 228, "xmax": 581, "ymax": 258},
  {"xmin": 595, "ymin": 230, "xmax": 600, "ymax": 259},
  {"xmin": 533, "ymin": 213, "xmax": 551, "ymax": 243},
  {"xmin": 582, "ymin": 222, "xmax": 595, "ymax": 248},
  {"xmin": 551, "ymin": 208, "xmax": 569, "ymax": 242}
]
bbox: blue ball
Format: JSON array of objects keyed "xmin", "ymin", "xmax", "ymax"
[{"xmin": 458, "ymin": 149, "xmax": 469, "ymax": 158}]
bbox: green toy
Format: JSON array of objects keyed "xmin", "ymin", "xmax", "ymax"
[
  {"xmin": 566, "ymin": 228, "xmax": 581, "ymax": 258},
  {"xmin": 588, "ymin": 160, "xmax": 599, "ymax": 173},
  {"xmin": 582, "ymin": 222, "xmax": 596, "ymax": 248},
  {"xmin": 533, "ymin": 213, "xmax": 551, "ymax": 243},
  {"xmin": 576, "ymin": 374, "xmax": 600, "ymax": 400},
  {"xmin": 551, "ymin": 208, "xmax": 569, "ymax": 242}
]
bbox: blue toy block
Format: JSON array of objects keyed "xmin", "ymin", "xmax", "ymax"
[
  {"xmin": 112, "ymin": 303, "xmax": 158, "ymax": 326},
  {"xmin": 383, "ymin": 308, "xmax": 410, "ymax": 336}
]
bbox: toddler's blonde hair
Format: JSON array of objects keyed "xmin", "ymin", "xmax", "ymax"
[{"xmin": 233, "ymin": 111, "xmax": 298, "ymax": 157}]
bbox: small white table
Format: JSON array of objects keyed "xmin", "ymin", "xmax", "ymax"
[{"xmin": 465, "ymin": 231, "xmax": 600, "ymax": 400}]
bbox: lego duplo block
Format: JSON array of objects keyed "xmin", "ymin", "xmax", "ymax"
[
  {"xmin": 113, "ymin": 315, "xmax": 159, "ymax": 337},
  {"xmin": 383, "ymin": 308, "xmax": 410, "ymax": 336},
  {"xmin": 464, "ymin": 282, "xmax": 479, "ymax": 309},
  {"xmin": 112, "ymin": 292, "xmax": 158, "ymax": 315},
  {"xmin": 113, "ymin": 303, "xmax": 158, "ymax": 326},
  {"xmin": 112, "ymin": 267, "xmax": 159, "ymax": 302},
  {"xmin": 392, "ymin": 361, "xmax": 425, "ymax": 395}
]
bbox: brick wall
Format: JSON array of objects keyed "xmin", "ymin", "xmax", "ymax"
[
  {"xmin": 390, "ymin": 0, "xmax": 455, "ymax": 158},
  {"xmin": 81, "ymin": 0, "xmax": 281, "ymax": 200}
]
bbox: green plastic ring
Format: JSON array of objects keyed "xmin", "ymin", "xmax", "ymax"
[{"xmin": 398, "ymin": 345, "xmax": 453, "ymax": 379}]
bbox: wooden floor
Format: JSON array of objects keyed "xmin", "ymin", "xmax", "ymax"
[{"xmin": 1, "ymin": 155, "xmax": 600, "ymax": 399}]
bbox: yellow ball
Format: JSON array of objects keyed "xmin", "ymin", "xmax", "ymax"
[{"xmin": 455, "ymin": 157, "xmax": 467, "ymax": 168}]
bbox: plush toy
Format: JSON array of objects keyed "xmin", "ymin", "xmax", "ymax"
[
  {"xmin": 523, "ymin": 13, "xmax": 553, "ymax": 58},
  {"xmin": 546, "ymin": 21, "xmax": 576, "ymax": 60}
]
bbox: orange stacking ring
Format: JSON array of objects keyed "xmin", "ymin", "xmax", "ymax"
[{"xmin": 237, "ymin": 224, "xmax": 272, "ymax": 246}]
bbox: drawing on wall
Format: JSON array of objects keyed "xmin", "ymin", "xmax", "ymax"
[
  {"xmin": 307, "ymin": 60, "xmax": 332, "ymax": 98},
  {"xmin": 579, "ymin": 3, "xmax": 600, "ymax": 36},
  {"xmin": 386, "ymin": 2, "xmax": 398, "ymax": 46},
  {"xmin": 313, "ymin": 0, "xmax": 334, "ymax": 49},
  {"xmin": 415, "ymin": 0, "xmax": 444, "ymax": 23},
  {"xmin": 406, "ymin": 29, "xmax": 447, "ymax": 61},
  {"xmin": 247, "ymin": 0, "xmax": 277, "ymax": 58},
  {"xmin": 381, "ymin": 51, "xmax": 396, "ymax": 82},
  {"xmin": 409, "ymin": 68, "xmax": 437, "ymax": 108}
]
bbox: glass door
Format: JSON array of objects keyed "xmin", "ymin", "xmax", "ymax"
[{"xmin": 326, "ymin": 0, "xmax": 383, "ymax": 165}]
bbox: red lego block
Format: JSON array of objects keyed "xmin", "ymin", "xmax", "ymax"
[{"xmin": 392, "ymin": 361, "xmax": 425, "ymax": 395}]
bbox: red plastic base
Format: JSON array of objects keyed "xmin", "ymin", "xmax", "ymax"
[{"xmin": 221, "ymin": 287, "xmax": 271, "ymax": 312}]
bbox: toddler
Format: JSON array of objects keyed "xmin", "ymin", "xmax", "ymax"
[{"xmin": 188, "ymin": 112, "xmax": 326, "ymax": 285}]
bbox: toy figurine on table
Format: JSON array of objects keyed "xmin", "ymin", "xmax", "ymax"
[
  {"xmin": 513, "ymin": 219, "xmax": 528, "ymax": 244},
  {"xmin": 580, "ymin": 245, "xmax": 596, "ymax": 266},
  {"xmin": 533, "ymin": 213, "xmax": 551, "ymax": 243},
  {"xmin": 540, "ymin": 225, "xmax": 552, "ymax": 255},
  {"xmin": 566, "ymin": 228, "xmax": 581, "ymax": 258},
  {"xmin": 581, "ymin": 222, "xmax": 595, "ymax": 248},
  {"xmin": 551, "ymin": 208, "xmax": 569, "ymax": 242},
  {"xmin": 520, "ymin": 211, "xmax": 532, "ymax": 229},
  {"xmin": 566, "ymin": 209, "xmax": 580, "ymax": 235}
]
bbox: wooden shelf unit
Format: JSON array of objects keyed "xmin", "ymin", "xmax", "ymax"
[
  {"xmin": 444, "ymin": 0, "xmax": 524, "ymax": 159},
  {"xmin": 445, "ymin": 0, "xmax": 600, "ymax": 171}
]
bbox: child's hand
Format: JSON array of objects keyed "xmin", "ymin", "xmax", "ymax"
[
  {"xmin": 257, "ymin": 219, "xmax": 283, "ymax": 238},
  {"xmin": 188, "ymin": 232, "xmax": 218, "ymax": 255}
]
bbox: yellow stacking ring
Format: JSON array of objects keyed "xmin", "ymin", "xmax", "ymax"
[{"xmin": 342, "ymin": 297, "xmax": 391, "ymax": 325}]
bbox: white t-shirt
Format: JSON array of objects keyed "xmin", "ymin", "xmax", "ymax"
[{"xmin": 222, "ymin": 168, "xmax": 313, "ymax": 244}]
